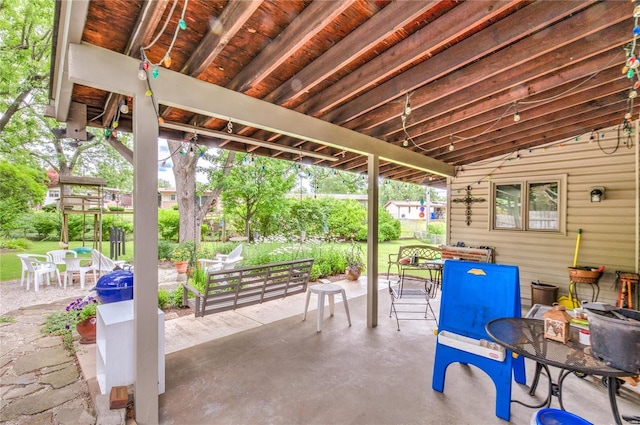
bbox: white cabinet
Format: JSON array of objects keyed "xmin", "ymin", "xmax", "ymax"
[{"xmin": 96, "ymin": 300, "xmax": 165, "ymax": 395}]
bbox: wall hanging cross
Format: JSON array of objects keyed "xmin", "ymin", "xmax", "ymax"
[{"xmin": 452, "ymin": 185, "xmax": 486, "ymax": 226}]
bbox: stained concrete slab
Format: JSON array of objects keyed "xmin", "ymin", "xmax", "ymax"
[{"xmin": 157, "ymin": 285, "xmax": 640, "ymax": 425}]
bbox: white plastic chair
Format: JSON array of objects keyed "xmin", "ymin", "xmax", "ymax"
[
  {"xmin": 63, "ymin": 257, "xmax": 93, "ymax": 289},
  {"xmin": 20, "ymin": 257, "xmax": 61, "ymax": 291},
  {"xmin": 198, "ymin": 244, "xmax": 243, "ymax": 272},
  {"xmin": 46, "ymin": 249, "xmax": 77, "ymax": 267},
  {"xmin": 89, "ymin": 249, "xmax": 118, "ymax": 282},
  {"xmin": 17, "ymin": 254, "xmax": 49, "ymax": 287}
]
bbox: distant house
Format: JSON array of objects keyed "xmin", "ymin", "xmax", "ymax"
[
  {"xmin": 157, "ymin": 188, "xmax": 217, "ymax": 210},
  {"xmin": 384, "ymin": 201, "xmax": 446, "ymax": 220}
]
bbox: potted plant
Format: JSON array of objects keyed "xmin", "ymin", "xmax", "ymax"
[
  {"xmin": 171, "ymin": 241, "xmax": 195, "ymax": 274},
  {"xmin": 344, "ymin": 241, "xmax": 365, "ymax": 281},
  {"xmin": 65, "ymin": 296, "xmax": 100, "ymax": 344}
]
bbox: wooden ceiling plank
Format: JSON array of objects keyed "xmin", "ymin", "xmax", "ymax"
[
  {"xmin": 323, "ymin": 2, "xmax": 600, "ymax": 129},
  {"xmin": 227, "ymin": 1, "xmax": 355, "ymax": 93},
  {"xmin": 385, "ymin": 46, "xmax": 625, "ymax": 143},
  {"xmin": 340, "ymin": 0, "xmax": 614, "ymax": 130},
  {"xmin": 452, "ymin": 111, "xmax": 624, "ymax": 166},
  {"xmin": 102, "ymin": 0, "xmax": 170, "ymax": 127},
  {"xmin": 443, "ymin": 105, "xmax": 626, "ymax": 163},
  {"xmin": 295, "ymin": 0, "xmax": 517, "ymax": 118},
  {"xmin": 181, "ymin": 1, "xmax": 262, "ymax": 77},
  {"xmin": 414, "ymin": 76, "xmax": 629, "ymax": 157},
  {"xmin": 420, "ymin": 90, "xmax": 626, "ymax": 163},
  {"xmin": 263, "ymin": 0, "xmax": 442, "ymax": 106},
  {"xmin": 67, "ymin": 43, "xmax": 454, "ymax": 177}
]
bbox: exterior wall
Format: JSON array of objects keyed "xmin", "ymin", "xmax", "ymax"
[{"xmin": 448, "ymin": 125, "xmax": 639, "ymax": 307}]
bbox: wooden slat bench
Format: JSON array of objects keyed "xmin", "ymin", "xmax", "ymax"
[{"xmin": 182, "ymin": 258, "xmax": 314, "ymax": 317}]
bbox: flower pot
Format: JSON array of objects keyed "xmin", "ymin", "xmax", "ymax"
[
  {"xmin": 174, "ymin": 261, "xmax": 188, "ymax": 274},
  {"xmin": 76, "ymin": 316, "xmax": 97, "ymax": 344},
  {"xmin": 345, "ymin": 267, "xmax": 361, "ymax": 281}
]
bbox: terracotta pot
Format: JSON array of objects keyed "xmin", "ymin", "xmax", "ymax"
[
  {"xmin": 76, "ymin": 316, "xmax": 97, "ymax": 344},
  {"xmin": 174, "ymin": 261, "xmax": 188, "ymax": 274},
  {"xmin": 345, "ymin": 267, "xmax": 361, "ymax": 281}
]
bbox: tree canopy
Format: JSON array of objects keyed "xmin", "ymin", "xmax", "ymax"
[{"xmin": 0, "ymin": 160, "xmax": 47, "ymax": 235}]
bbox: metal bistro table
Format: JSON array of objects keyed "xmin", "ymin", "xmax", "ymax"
[
  {"xmin": 398, "ymin": 259, "xmax": 443, "ymax": 295},
  {"xmin": 486, "ymin": 317, "xmax": 635, "ymax": 425}
]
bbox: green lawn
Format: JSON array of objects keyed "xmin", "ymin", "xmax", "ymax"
[
  {"xmin": 0, "ymin": 241, "xmax": 133, "ymax": 282},
  {"xmin": 0, "ymin": 238, "xmax": 433, "ymax": 282}
]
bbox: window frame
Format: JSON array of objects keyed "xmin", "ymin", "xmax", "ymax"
[{"xmin": 490, "ymin": 174, "xmax": 566, "ymax": 235}]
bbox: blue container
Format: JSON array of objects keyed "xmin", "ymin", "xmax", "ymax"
[
  {"xmin": 531, "ymin": 408, "xmax": 592, "ymax": 425},
  {"xmin": 95, "ymin": 270, "xmax": 134, "ymax": 303}
]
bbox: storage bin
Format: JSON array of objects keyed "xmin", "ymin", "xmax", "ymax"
[{"xmin": 530, "ymin": 281, "xmax": 558, "ymax": 306}]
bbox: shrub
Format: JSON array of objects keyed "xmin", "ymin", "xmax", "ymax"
[
  {"xmin": 158, "ymin": 209, "xmax": 180, "ymax": 241},
  {"xmin": 30, "ymin": 211, "xmax": 59, "ymax": 240},
  {"xmin": 158, "ymin": 240, "xmax": 174, "ymax": 261},
  {"xmin": 158, "ymin": 289, "xmax": 170, "ymax": 309},
  {"xmin": 108, "ymin": 206, "xmax": 125, "ymax": 211},
  {"xmin": 0, "ymin": 238, "xmax": 32, "ymax": 250},
  {"xmin": 170, "ymin": 287, "xmax": 185, "ymax": 308},
  {"xmin": 428, "ymin": 221, "xmax": 446, "ymax": 235},
  {"xmin": 327, "ymin": 199, "xmax": 366, "ymax": 240}
]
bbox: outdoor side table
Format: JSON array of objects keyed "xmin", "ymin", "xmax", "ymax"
[
  {"xmin": 486, "ymin": 317, "xmax": 635, "ymax": 425},
  {"xmin": 303, "ymin": 283, "xmax": 351, "ymax": 332}
]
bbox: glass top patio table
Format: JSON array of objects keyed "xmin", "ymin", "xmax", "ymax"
[{"xmin": 486, "ymin": 317, "xmax": 634, "ymax": 425}]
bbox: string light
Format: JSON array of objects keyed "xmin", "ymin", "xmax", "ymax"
[{"xmin": 138, "ymin": 0, "xmax": 189, "ymax": 80}]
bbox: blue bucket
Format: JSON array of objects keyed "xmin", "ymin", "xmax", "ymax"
[
  {"xmin": 531, "ymin": 408, "xmax": 592, "ymax": 425},
  {"xmin": 95, "ymin": 270, "xmax": 134, "ymax": 304}
]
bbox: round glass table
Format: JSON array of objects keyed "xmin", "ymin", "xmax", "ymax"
[{"xmin": 486, "ymin": 317, "xmax": 634, "ymax": 425}]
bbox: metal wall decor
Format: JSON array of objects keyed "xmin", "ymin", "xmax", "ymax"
[{"xmin": 452, "ymin": 185, "xmax": 486, "ymax": 226}]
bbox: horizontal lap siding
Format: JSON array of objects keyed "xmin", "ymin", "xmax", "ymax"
[{"xmin": 448, "ymin": 125, "xmax": 639, "ymax": 307}]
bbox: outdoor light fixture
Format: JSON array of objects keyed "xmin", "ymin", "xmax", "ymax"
[{"xmin": 590, "ymin": 187, "xmax": 605, "ymax": 203}]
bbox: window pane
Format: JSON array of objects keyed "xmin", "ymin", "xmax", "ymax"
[
  {"xmin": 528, "ymin": 182, "xmax": 558, "ymax": 230},
  {"xmin": 495, "ymin": 184, "xmax": 522, "ymax": 229}
]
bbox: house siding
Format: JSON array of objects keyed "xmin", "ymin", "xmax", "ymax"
[{"xmin": 448, "ymin": 125, "xmax": 639, "ymax": 307}]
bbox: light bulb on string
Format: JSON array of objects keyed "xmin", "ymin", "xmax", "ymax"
[
  {"xmin": 112, "ymin": 120, "xmax": 119, "ymax": 129},
  {"xmin": 119, "ymin": 102, "xmax": 129, "ymax": 114},
  {"xmin": 145, "ymin": 90, "xmax": 152, "ymax": 96},
  {"xmin": 152, "ymin": 67, "xmax": 159, "ymax": 79},
  {"xmin": 448, "ymin": 141, "xmax": 454, "ymax": 151},
  {"xmin": 161, "ymin": 160, "xmax": 166, "ymax": 167},
  {"xmin": 137, "ymin": 63, "xmax": 147, "ymax": 80},
  {"xmin": 179, "ymin": 19, "xmax": 187, "ymax": 30},
  {"xmin": 630, "ymin": 90, "xmax": 638, "ymax": 99},
  {"xmin": 163, "ymin": 54, "xmax": 172, "ymax": 68},
  {"xmin": 402, "ymin": 139, "xmax": 409, "ymax": 147}
]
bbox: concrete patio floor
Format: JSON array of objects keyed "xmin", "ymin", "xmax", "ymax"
[{"xmin": 149, "ymin": 278, "xmax": 639, "ymax": 425}]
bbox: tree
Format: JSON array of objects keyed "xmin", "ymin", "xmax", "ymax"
[
  {"xmin": 169, "ymin": 140, "xmax": 235, "ymax": 243},
  {"xmin": 221, "ymin": 154, "xmax": 296, "ymax": 241},
  {"xmin": 305, "ymin": 167, "xmax": 367, "ymax": 195},
  {"xmin": 0, "ymin": 160, "xmax": 47, "ymax": 235},
  {"xmin": 0, "ymin": 0, "xmax": 53, "ymax": 135}
]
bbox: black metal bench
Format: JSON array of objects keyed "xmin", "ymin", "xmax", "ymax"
[{"xmin": 182, "ymin": 258, "xmax": 314, "ymax": 317}]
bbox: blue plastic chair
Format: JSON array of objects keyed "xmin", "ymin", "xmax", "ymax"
[{"xmin": 432, "ymin": 260, "xmax": 526, "ymax": 421}]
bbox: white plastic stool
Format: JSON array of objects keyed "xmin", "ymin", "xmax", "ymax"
[{"xmin": 303, "ymin": 283, "xmax": 351, "ymax": 332}]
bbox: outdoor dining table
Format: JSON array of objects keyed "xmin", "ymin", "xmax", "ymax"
[
  {"xmin": 398, "ymin": 259, "xmax": 443, "ymax": 295},
  {"xmin": 485, "ymin": 317, "xmax": 636, "ymax": 425}
]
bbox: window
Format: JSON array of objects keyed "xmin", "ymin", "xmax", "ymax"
[
  {"xmin": 48, "ymin": 190, "xmax": 60, "ymax": 198},
  {"xmin": 170, "ymin": 194, "xmax": 176, "ymax": 201},
  {"xmin": 491, "ymin": 176, "xmax": 565, "ymax": 233}
]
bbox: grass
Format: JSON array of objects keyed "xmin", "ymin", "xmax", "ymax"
[{"xmin": 0, "ymin": 238, "xmax": 436, "ymax": 282}]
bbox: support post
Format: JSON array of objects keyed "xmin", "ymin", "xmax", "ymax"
[
  {"xmin": 367, "ymin": 154, "xmax": 379, "ymax": 328},
  {"xmin": 132, "ymin": 85, "xmax": 160, "ymax": 423}
]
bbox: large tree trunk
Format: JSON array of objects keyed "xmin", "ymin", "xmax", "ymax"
[{"xmin": 169, "ymin": 139, "xmax": 198, "ymax": 244}]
